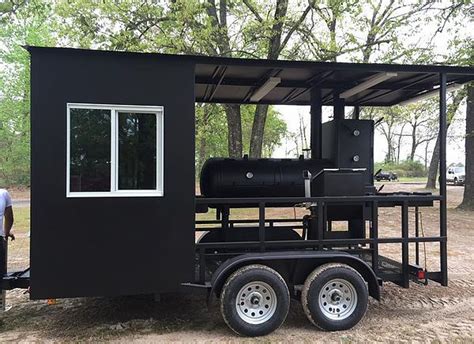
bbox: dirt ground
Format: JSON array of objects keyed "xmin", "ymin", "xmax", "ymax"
[{"xmin": 1, "ymin": 183, "xmax": 473, "ymax": 343}]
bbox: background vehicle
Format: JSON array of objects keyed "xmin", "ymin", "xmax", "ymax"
[
  {"xmin": 374, "ymin": 170, "xmax": 398, "ymax": 182},
  {"xmin": 447, "ymin": 166, "xmax": 465, "ymax": 185}
]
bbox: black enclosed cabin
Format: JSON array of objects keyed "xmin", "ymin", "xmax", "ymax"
[{"xmin": 18, "ymin": 46, "xmax": 474, "ymax": 299}]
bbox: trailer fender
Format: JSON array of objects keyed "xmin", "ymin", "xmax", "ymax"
[{"xmin": 209, "ymin": 251, "xmax": 380, "ymax": 302}]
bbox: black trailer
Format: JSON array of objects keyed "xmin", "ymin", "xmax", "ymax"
[{"xmin": 2, "ymin": 46, "xmax": 474, "ymax": 336}]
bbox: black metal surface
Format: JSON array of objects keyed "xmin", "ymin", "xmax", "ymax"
[
  {"xmin": 310, "ymin": 88, "xmax": 322, "ymax": 159},
  {"xmin": 28, "ymin": 46, "xmax": 196, "ymax": 299},
  {"xmin": 415, "ymin": 206, "xmax": 420, "ymax": 266},
  {"xmin": 27, "ymin": 47, "xmax": 474, "ymax": 107},
  {"xmin": 2, "ymin": 268, "xmax": 30, "ymax": 290},
  {"xmin": 22, "ymin": 45, "xmax": 457, "ymax": 301},
  {"xmin": 195, "ymin": 195, "xmax": 446, "ymax": 290},
  {"xmin": 195, "ymin": 194, "xmax": 443, "ymax": 205},
  {"xmin": 370, "ymin": 201, "xmax": 379, "ymax": 274},
  {"xmin": 197, "ymin": 226, "xmax": 302, "ymax": 244},
  {"xmin": 333, "ymin": 92, "xmax": 345, "ymax": 119},
  {"xmin": 200, "ymin": 156, "xmax": 332, "ymax": 198},
  {"xmin": 401, "ymin": 202, "xmax": 409, "ymax": 288},
  {"xmin": 201, "ymin": 118, "xmax": 374, "ymax": 200},
  {"xmin": 208, "ymin": 250, "xmax": 380, "ymax": 300},
  {"xmin": 312, "ymin": 170, "xmax": 366, "ymax": 196},
  {"xmin": 322, "ymin": 119, "xmax": 374, "ymax": 187},
  {"xmin": 439, "ymin": 73, "xmax": 448, "ymax": 286}
]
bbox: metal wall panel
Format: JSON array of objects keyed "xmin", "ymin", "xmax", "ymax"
[{"xmin": 29, "ymin": 48, "xmax": 196, "ymax": 299}]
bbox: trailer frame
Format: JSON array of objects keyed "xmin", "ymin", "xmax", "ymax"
[{"xmin": 193, "ymin": 194, "xmax": 444, "ymax": 293}]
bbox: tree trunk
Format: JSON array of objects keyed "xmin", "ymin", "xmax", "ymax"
[
  {"xmin": 206, "ymin": 0, "xmax": 243, "ymax": 158},
  {"xmin": 424, "ymin": 141, "xmax": 429, "ymax": 171},
  {"xmin": 198, "ymin": 133, "xmax": 207, "ymax": 176},
  {"xmin": 459, "ymin": 84, "xmax": 474, "ymax": 209},
  {"xmin": 249, "ymin": 104, "xmax": 269, "ymax": 157},
  {"xmin": 224, "ymin": 104, "xmax": 243, "ymax": 157},
  {"xmin": 396, "ymin": 123, "xmax": 406, "ymax": 163},
  {"xmin": 249, "ymin": 0, "xmax": 288, "ymax": 158},
  {"xmin": 383, "ymin": 126, "xmax": 394, "ymax": 163},
  {"xmin": 426, "ymin": 90, "xmax": 465, "ymax": 189},
  {"xmin": 197, "ymin": 110, "xmax": 209, "ymax": 177},
  {"xmin": 426, "ymin": 137, "xmax": 441, "ymax": 189},
  {"xmin": 410, "ymin": 123, "xmax": 417, "ymax": 161}
]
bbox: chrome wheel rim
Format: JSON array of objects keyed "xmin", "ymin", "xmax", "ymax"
[
  {"xmin": 236, "ymin": 281, "xmax": 277, "ymax": 324},
  {"xmin": 318, "ymin": 278, "xmax": 357, "ymax": 320}
]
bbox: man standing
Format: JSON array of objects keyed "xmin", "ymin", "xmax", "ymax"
[
  {"xmin": 1, "ymin": 188, "xmax": 14, "ymax": 310},
  {"xmin": 1, "ymin": 188, "xmax": 14, "ymax": 269}
]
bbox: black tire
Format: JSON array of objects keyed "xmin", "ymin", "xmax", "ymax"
[
  {"xmin": 301, "ymin": 263, "xmax": 368, "ymax": 331},
  {"xmin": 220, "ymin": 264, "xmax": 290, "ymax": 337},
  {"xmin": 454, "ymin": 177, "xmax": 458, "ymax": 186}
]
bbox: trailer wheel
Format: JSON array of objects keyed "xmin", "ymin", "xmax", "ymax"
[
  {"xmin": 220, "ymin": 264, "xmax": 290, "ymax": 337},
  {"xmin": 301, "ymin": 263, "xmax": 368, "ymax": 331}
]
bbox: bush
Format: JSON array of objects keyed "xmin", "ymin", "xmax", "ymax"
[{"xmin": 375, "ymin": 160, "xmax": 426, "ymax": 178}]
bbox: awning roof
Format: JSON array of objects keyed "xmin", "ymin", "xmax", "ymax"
[
  {"xmin": 195, "ymin": 58, "xmax": 474, "ymax": 106},
  {"xmin": 27, "ymin": 46, "xmax": 474, "ymax": 107}
]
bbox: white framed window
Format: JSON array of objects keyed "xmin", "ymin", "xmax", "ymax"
[{"xmin": 66, "ymin": 103, "xmax": 164, "ymax": 197}]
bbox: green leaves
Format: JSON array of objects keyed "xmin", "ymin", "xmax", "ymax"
[{"xmin": 0, "ymin": 0, "xmax": 55, "ymax": 185}]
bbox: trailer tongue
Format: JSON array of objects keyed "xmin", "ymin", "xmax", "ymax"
[{"xmin": 2, "ymin": 268, "xmax": 29, "ymax": 290}]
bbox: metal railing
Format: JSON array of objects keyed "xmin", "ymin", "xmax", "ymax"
[{"xmin": 194, "ymin": 194, "xmax": 446, "ymax": 287}]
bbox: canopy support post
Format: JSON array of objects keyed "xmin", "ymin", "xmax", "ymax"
[
  {"xmin": 439, "ymin": 72, "xmax": 448, "ymax": 286},
  {"xmin": 353, "ymin": 105, "xmax": 360, "ymax": 119},
  {"xmin": 310, "ymin": 88, "xmax": 322, "ymax": 159},
  {"xmin": 334, "ymin": 91, "xmax": 345, "ymax": 120}
]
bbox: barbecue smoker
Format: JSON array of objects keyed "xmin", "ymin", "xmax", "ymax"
[
  {"xmin": 199, "ymin": 119, "xmax": 374, "ymax": 242},
  {"xmin": 2, "ymin": 47, "xmax": 474, "ymax": 337}
]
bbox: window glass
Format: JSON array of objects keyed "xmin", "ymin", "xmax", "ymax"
[
  {"xmin": 118, "ymin": 112, "xmax": 157, "ymax": 190},
  {"xmin": 70, "ymin": 108, "xmax": 111, "ymax": 192}
]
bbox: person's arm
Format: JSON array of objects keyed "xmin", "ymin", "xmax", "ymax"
[{"xmin": 4, "ymin": 206, "xmax": 14, "ymax": 240}]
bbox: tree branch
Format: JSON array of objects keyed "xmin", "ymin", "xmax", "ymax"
[
  {"xmin": 278, "ymin": 4, "xmax": 311, "ymax": 55},
  {"xmin": 242, "ymin": 0, "xmax": 263, "ymax": 23}
]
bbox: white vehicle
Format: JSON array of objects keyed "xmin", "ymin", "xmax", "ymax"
[{"xmin": 447, "ymin": 166, "xmax": 465, "ymax": 185}]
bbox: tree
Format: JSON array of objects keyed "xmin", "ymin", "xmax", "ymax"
[
  {"xmin": 425, "ymin": 90, "xmax": 466, "ymax": 189},
  {"xmin": 195, "ymin": 104, "xmax": 228, "ymax": 175},
  {"xmin": 56, "ymin": 0, "xmax": 247, "ymax": 157},
  {"xmin": 0, "ymin": 1, "xmax": 55, "ymax": 185},
  {"xmin": 244, "ymin": 0, "xmax": 312, "ymax": 157},
  {"xmin": 195, "ymin": 103, "xmax": 287, "ymax": 175},
  {"xmin": 393, "ymin": 122, "xmax": 407, "ymax": 163},
  {"xmin": 404, "ymin": 102, "xmax": 437, "ymax": 162},
  {"xmin": 203, "ymin": 0, "xmax": 243, "ymax": 158},
  {"xmin": 424, "ymin": 1, "xmax": 472, "ymax": 189},
  {"xmin": 371, "ymin": 107, "xmax": 403, "ymax": 163},
  {"xmin": 459, "ymin": 84, "xmax": 474, "ymax": 209}
]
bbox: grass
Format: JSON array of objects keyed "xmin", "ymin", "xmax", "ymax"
[
  {"xmin": 12, "ymin": 207, "xmax": 30, "ymax": 233},
  {"xmin": 389, "ymin": 177, "xmax": 427, "ymax": 183},
  {"xmin": 373, "ymin": 177, "xmax": 428, "ymax": 183}
]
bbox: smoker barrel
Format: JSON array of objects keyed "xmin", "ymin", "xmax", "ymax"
[{"xmin": 200, "ymin": 157, "xmax": 333, "ymax": 198}]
